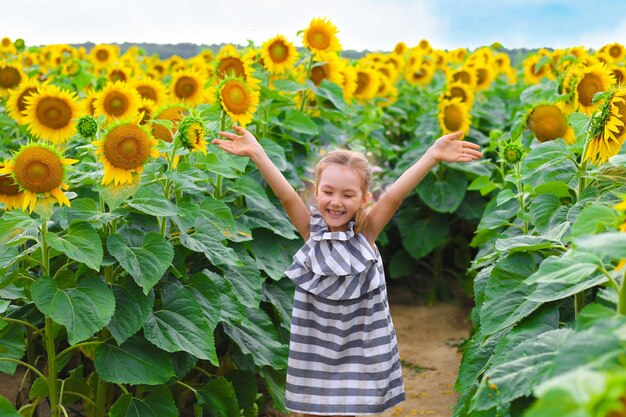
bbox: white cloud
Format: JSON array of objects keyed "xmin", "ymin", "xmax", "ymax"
[{"xmin": 4, "ymin": 0, "xmax": 446, "ymax": 51}]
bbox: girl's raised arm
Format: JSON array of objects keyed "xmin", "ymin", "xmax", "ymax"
[
  {"xmin": 213, "ymin": 125, "xmax": 311, "ymax": 240},
  {"xmin": 364, "ymin": 131, "xmax": 482, "ymax": 244}
]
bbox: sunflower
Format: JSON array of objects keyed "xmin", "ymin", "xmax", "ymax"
[
  {"xmin": 599, "ymin": 42, "xmax": 626, "ymax": 63},
  {"xmin": 169, "ymin": 68, "xmax": 209, "ymax": 106},
  {"xmin": 611, "ymin": 65, "xmax": 626, "ymax": 87},
  {"xmin": 106, "ymin": 64, "xmax": 133, "ymax": 83},
  {"xmin": 0, "ymin": 60, "xmax": 24, "ymax": 97},
  {"xmin": 448, "ymin": 67, "xmax": 477, "ymax": 88},
  {"xmin": 131, "ymin": 77, "xmax": 169, "ymax": 108},
  {"xmin": 472, "ymin": 64, "xmax": 495, "ymax": 91},
  {"xmin": 302, "ymin": 17, "xmax": 341, "ymax": 59},
  {"xmin": 94, "ymin": 80, "xmax": 142, "ymax": 122},
  {"xmin": 393, "ymin": 42, "xmax": 408, "ymax": 56},
  {"xmin": 340, "ymin": 64, "xmax": 358, "ymax": 103},
  {"xmin": 441, "ymin": 82, "xmax": 475, "ymax": 107},
  {"xmin": 137, "ymin": 98, "xmax": 156, "ymax": 126},
  {"xmin": 89, "ymin": 44, "xmax": 120, "ymax": 71},
  {"xmin": 6, "ymin": 77, "xmax": 41, "ymax": 124},
  {"xmin": 568, "ymin": 63, "xmax": 616, "ymax": 115},
  {"xmin": 0, "ymin": 37, "xmax": 16, "ymax": 55},
  {"xmin": 438, "ymin": 98, "xmax": 471, "ymax": 135},
  {"xmin": 93, "ymin": 118, "xmax": 159, "ymax": 185},
  {"xmin": 215, "ymin": 45, "xmax": 253, "ymax": 81},
  {"xmin": 307, "ymin": 56, "xmax": 345, "ymax": 87},
  {"xmin": 353, "ymin": 66, "xmax": 380, "ymax": 102},
  {"xmin": 376, "ymin": 75, "xmax": 398, "ymax": 108},
  {"xmin": 417, "ymin": 39, "xmax": 432, "ymax": 53},
  {"xmin": 80, "ymin": 89, "xmax": 99, "ymax": 116},
  {"xmin": 522, "ymin": 54, "xmax": 554, "ymax": 84},
  {"xmin": 0, "ymin": 143, "xmax": 77, "ymax": 213},
  {"xmin": 404, "ymin": 60, "xmax": 435, "ymax": 87},
  {"xmin": 151, "ymin": 104, "xmax": 188, "ymax": 143},
  {"xmin": 22, "ymin": 84, "xmax": 79, "ymax": 144},
  {"xmin": 176, "ymin": 114, "xmax": 207, "ymax": 154},
  {"xmin": 261, "ymin": 35, "xmax": 299, "ymax": 75},
  {"xmin": 583, "ymin": 87, "xmax": 626, "ymax": 165},
  {"xmin": 525, "ymin": 103, "xmax": 575, "ymax": 144},
  {"xmin": 0, "ymin": 161, "xmax": 23, "ymax": 211},
  {"xmin": 218, "ymin": 76, "xmax": 260, "ymax": 128}
]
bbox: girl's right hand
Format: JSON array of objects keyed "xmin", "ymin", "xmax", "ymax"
[{"xmin": 213, "ymin": 125, "xmax": 263, "ymax": 158}]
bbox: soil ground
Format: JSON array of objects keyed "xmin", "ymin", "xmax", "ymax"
[{"xmin": 0, "ymin": 284, "xmax": 472, "ymax": 417}]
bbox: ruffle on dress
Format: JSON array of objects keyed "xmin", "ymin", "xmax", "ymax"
[{"xmin": 284, "ymin": 207, "xmax": 383, "ymax": 300}]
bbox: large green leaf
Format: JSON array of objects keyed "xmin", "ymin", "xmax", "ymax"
[
  {"xmin": 107, "ymin": 278, "xmax": 155, "ymax": 344},
  {"xmin": 241, "ymin": 206, "xmax": 298, "ymax": 240},
  {"xmin": 196, "ymin": 198, "xmax": 241, "ymax": 241},
  {"xmin": 573, "ymin": 232, "xmax": 626, "ymax": 259},
  {"xmin": 0, "ymin": 396, "xmax": 20, "ymax": 417},
  {"xmin": 521, "ymin": 139, "xmax": 577, "ymax": 187},
  {"xmin": 397, "ymin": 211, "xmax": 449, "ymax": 260},
  {"xmin": 97, "ymin": 178, "xmax": 142, "ymax": 211},
  {"xmin": 46, "ymin": 221, "xmax": 103, "ymax": 271},
  {"xmin": 0, "ymin": 210, "xmax": 39, "ymax": 246},
  {"xmin": 107, "ymin": 232, "xmax": 174, "ymax": 293},
  {"xmin": 311, "ymin": 80, "xmax": 347, "ymax": 112},
  {"xmin": 571, "ymin": 204, "xmax": 619, "ymax": 238},
  {"xmin": 143, "ymin": 282, "xmax": 218, "ymax": 365},
  {"xmin": 0, "ymin": 324, "xmax": 26, "ymax": 375},
  {"xmin": 223, "ymin": 307, "xmax": 288, "ymax": 369},
  {"xmin": 225, "ymin": 370, "xmax": 258, "ymax": 411},
  {"xmin": 94, "ymin": 336, "xmax": 175, "ymax": 385},
  {"xmin": 179, "ymin": 226, "xmax": 242, "ymax": 268},
  {"xmin": 416, "ymin": 169, "xmax": 468, "ymax": 213},
  {"xmin": 495, "ymin": 235, "xmax": 563, "ymax": 253},
  {"xmin": 526, "ymin": 251, "xmax": 604, "ymax": 303},
  {"xmin": 231, "ymin": 176, "xmax": 274, "ymax": 209},
  {"xmin": 196, "ymin": 377, "xmax": 240, "ymax": 417},
  {"xmin": 263, "ymin": 279, "xmax": 295, "ymax": 331},
  {"xmin": 470, "ymin": 328, "xmax": 573, "ymax": 411},
  {"xmin": 222, "ymin": 255, "xmax": 264, "ymax": 308},
  {"xmin": 109, "ymin": 386, "xmax": 178, "ymax": 417},
  {"xmin": 529, "ymin": 194, "xmax": 563, "ymax": 234},
  {"xmin": 247, "ymin": 229, "xmax": 293, "ymax": 280},
  {"xmin": 282, "ymin": 109, "xmax": 319, "ymax": 135},
  {"xmin": 32, "ymin": 276, "xmax": 115, "ymax": 345},
  {"xmin": 187, "ymin": 274, "xmax": 222, "ymax": 332},
  {"xmin": 67, "ymin": 198, "xmax": 126, "ymax": 229},
  {"xmin": 202, "ymin": 270, "xmax": 251, "ymax": 328},
  {"xmin": 479, "ymin": 253, "xmax": 540, "ymax": 336},
  {"xmin": 127, "ymin": 188, "xmax": 178, "ymax": 217},
  {"xmin": 259, "ymin": 367, "xmax": 287, "ymax": 413}
]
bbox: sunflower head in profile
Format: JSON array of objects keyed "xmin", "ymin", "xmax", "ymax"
[
  {"xmin": 137, "ymin": 98, "xmax": 156, "ymax": 126},
  {"xmin": 448, "ymin": 67, "xmax": 476, "ymax": 88},
  {"xmin": 566, "ymin": 63, "xmax": 616, "ymax": 115},
  {"xmin": 94, "ymin": 80, "xmax": 142, "ymax": 122},
  {"xmin": 218, "ymin": 76, "xmax": 260, "ymax": 128},
  {"xmin": 307, "ymin": 56, "xmax": 345, "ymax": 87},
  {"xmin": 151, "ymin": 104, "xmax": 188, "ymax": 143},
  {"xmin": 583, "ymin": 87, "xmax": 626, "ymax": 165},
  {"xmin": 352, "ymin": 66, "xmax": 380, "ymax": 102},
  {"xmin": 0, "ymin": 143, "xmax": 77, "ymax": 213},
  {"xmin": 176, "ymin": 114, "xmax": 207, "ymax": 155},
  {"xmin": 522, "ymin": 54, "xmax": 554, "ymax": 85},
  {"xmin": 340, "ymin": 64, "xmax": 358, "ymax": 104},
  {"xmin": 22, "ymin": 84, "xmax": 79, "ymax": 144},
  {"xmin": 441, "ymin": 82, "xmax": 475, "ymax": 108},
  {"xmin": 170, "ymin": 68, "xmax": 210, "ymax": 106},
  {"xmin": 438, "ymin": 97, "xmax": 471, "ymax": 135},
  {"xmin": 0, "ymin": 160, "xmax": 23, "ymax": 211},
  {"xmin": 471, "ymin": 64, "xmax": 495, "ymax": 91},
  {"xmin": 93, "ymin": 117, "xmax": 159, "ymax": 185},
  {"xmin": 393, "ymin": 42, "xmax": 408, "ymax": 56},
  {"xmin": 261, "ymin": 34, "xmax": 299, "ymax": 75},
  {"xmin": 525, "ymin": 103, "xmax": 575, "ymax": 144},
  {"xmin": 0, "ymin": 60, "xmax": 24, "ymax": 98},
  {"xmin": 302, "ymin": 17, "xmax": 341, "ymax": 59},
  {"xmin": 6, "ymin": 77, "xmax": 41, "ymax": 124}
]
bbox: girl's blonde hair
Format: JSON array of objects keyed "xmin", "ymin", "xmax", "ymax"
[{"xmin": 314, "ymin": 150, "xmax": 372, "ymax": 234}]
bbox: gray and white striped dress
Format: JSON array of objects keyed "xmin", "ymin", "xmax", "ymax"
[{"xmin": 284, "ymin": 207, "xmax": 405, "ymax": 415}]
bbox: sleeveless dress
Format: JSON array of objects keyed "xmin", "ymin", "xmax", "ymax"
[{"xmin": 283, "ymin": 207, "xmax": 406, "ymax": 415}]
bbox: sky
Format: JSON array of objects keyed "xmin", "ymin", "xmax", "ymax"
[{"xmin": 4, "ymin": 0, "xmax": 626, "ymax": 51}]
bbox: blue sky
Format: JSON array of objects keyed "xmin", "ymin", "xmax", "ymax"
[{"xmin": 4, "ymin": 0, "xmax": 626, "ymax": 51}]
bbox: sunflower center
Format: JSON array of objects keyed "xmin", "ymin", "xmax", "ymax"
[
  {"xmin": 222, "ymin": 81, "xmax": 249, "ymax": 114},
  {"xmin": 310, "ymin": 64, "xmax": 329, "ymax": 86},
  {"xmin": 13, "ymin": 146, "xmax": 63, "ymax": 193},
  {"xmin": 36, "ymin": 97, "xmax": 72, "ymax": 129},
  {"xmin": 577, "ymin": 73, "xmax": 603, "ymax": 106},
  {"xmin": 110, "ymin": 70, "xmax": 126, "ymax": 82},
  {"xmin": 476, "ymin": 68, "xmax": 488, "ymax": 86},
  {"xmin": 1, "ymin": 38, "xmax": 10, "ymax": 47},
  {"xmin": 104, "ymin": 92, "xmax": 129, "ymax": 116},
  {"xmin": 96, "ymin": 50, "xmax": 109, "ymax": 62},
  {"xmin": 446, "ymin": 86, "xmax": 468, "ymax": 102},
  {"xmin": 0, "ymin": 66, "xmax": 22, "ymax": 89},
  {"xmin": 269, "ymin": 41, "xmax": 288, "ymax": 63},
  {"xmin": 609, "ymin": 45, "xmax": 622, "ymax": 58},
  {"xmin": 355, "ymin": 72, "xmax": 371, "ymax": 94},
  {"xmin": 174, "ymin": 76, "xmax": 198, "ymax": 99},
  {"xmin": 17, "ymin": 87, "xmax": 38, "ymax": 114},
  {"xmin": 307, "ymin": 30, "xmax": 330, "ymax": 50},
  {"xmin": 137, "ymin": 85, "xmax": 157, "ymax": 101},
  {"xmin": 217, "ymin": 57, "xmax": 245, "ymax": 79},
  {"xmin": 0, "ymin": 174, "xmax": 20, "ymax": 196},
  {"xmin": 453, "ymin": 71, "xmax": 471, "ymax": 84},
  {"xmin": 528, "ymin": 105, "xmax": 567, "ymax": 142},
  {"xmin": 104, "ymin": 125, "xmax": 151, "ymax": 169},
  {"xmin": 443, "ymin": 104, "xmax": 463, "ymax": 132}
]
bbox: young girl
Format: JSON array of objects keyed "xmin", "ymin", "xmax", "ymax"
[{"xmin": 213, "ymin": 125, "xmax": 482, "ymax": 416}]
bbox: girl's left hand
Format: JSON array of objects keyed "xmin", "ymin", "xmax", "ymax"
[{"xmin": 429, "ymin": 131, "xmax": 483, "ymax": 163}]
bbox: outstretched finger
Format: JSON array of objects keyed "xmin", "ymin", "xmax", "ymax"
[
  {"xmin": 212, "ymin": 138, "xmax": 232, "ymax": 148},
  {"xmin": 462, "ymin": 141, "xmax": 481, "ymax": 150},
  {"xmin": 217, "ymin": 131, "xmax": 239, "ymax": 140},
  {"xmin": 443, "ymin": 131, "xmax": 464, "ymax": 141},
  {"xmin": 232, "ymin": 124, "xmax": 247, "ymax": 134}
]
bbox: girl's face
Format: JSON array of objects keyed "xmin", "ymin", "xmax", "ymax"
[{"xmin": 314, "ymin": 164, "xmax": 369, "ymax": 232}]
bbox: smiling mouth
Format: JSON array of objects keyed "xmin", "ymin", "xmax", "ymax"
[{"xmin": 327, "ymin": 209, "xmax": 345, "ymax": 217}]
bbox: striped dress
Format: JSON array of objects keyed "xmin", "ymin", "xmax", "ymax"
[{"xmin": 284, "ymin": 207, "xmax": 405, "ymax": 415}]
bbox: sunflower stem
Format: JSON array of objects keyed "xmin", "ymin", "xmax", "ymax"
[
  {"xmin": 619, "ymin": 267, "xmax": 626, "ymax": 315},
  {"xmin": 300, "ymin": 54, "xmax": 314, "ymax": 113},
  {"xmin": 45, "ymin": 317, "xmax": 59, "ymax": 417},
  {"xmin": 514, "ymin": 163, "xmax": 529, "ymax": 234}
]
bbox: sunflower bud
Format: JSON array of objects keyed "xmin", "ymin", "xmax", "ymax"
[
  {"xmin": 177, "ymin": 115, "xmax": 207, "ymax": 154},
  {"xmin": 76, "ymin": 115, "xmax": 98, "ymax": 138},
  {"xmin": 14, "ymin": 38, "xmax": 25, "ymax": 52},
  {"xmin": 502, "ymin": 142, "xmax": 524, "ymax": 164}
]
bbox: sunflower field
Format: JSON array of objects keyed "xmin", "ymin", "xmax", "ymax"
[{"xmin": 1, "ymin": 16, "xmax": 626, "ymax": 417}]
